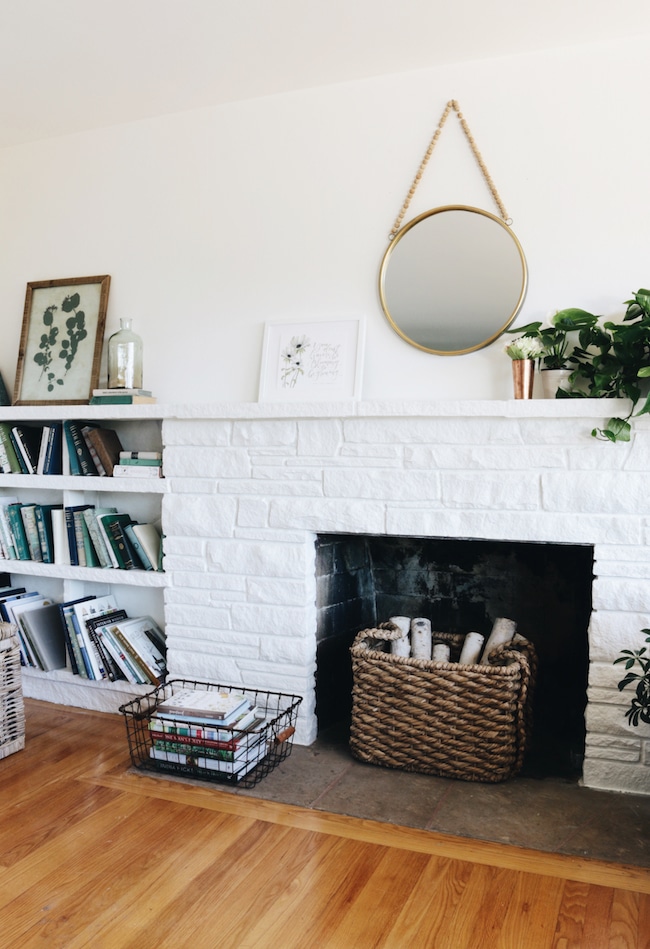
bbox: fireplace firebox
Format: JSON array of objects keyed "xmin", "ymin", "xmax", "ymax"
[{"xmin": 316, "ymin": 534, "xmax": 593, "ymax": 779}]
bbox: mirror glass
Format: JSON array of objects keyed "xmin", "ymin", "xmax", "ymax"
[{"xmin": 378, "ymin": 205, "xmax": 527, "ymax": 355}]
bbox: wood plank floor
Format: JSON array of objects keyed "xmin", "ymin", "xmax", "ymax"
[{"xmin": 1, "ymin": 699, "xmax": 649, "ymax": 949}]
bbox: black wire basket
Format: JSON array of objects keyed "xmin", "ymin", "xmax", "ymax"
[{"xmin": 120, "ymin": 677, "xmax": 303, "ymax": 789}]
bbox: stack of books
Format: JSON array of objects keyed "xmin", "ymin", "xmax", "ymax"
[
  {"xmin": 112, "ymin": 451, "xmax": 163, "ymax": 479},
  {"xmin": 147, "ymin": 688, "xmax": 268, "ymax": 779},
  {"xmin": 0, "ymin": 498, "xmax": 163, "ymax": 571},
  {"xmin": 89, "ymin": 388, "xmax": 157, "ymax": 405},
  {"xmin": 0, "ymin": 585, "xmax": 166, "ymax": 683}
]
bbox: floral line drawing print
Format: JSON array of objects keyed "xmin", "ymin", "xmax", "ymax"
[
  {"xmin": 33, "ymin": 292, "xmax": 88, "ymax": 392},
  {"xmin": 280, "ymin": 334, "xmax": 311, "ymax": 388}
]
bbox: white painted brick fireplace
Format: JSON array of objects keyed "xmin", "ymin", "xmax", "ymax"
[{"xmin": 162, "ymin": 399, "xmax": 650, "ymax": 796}]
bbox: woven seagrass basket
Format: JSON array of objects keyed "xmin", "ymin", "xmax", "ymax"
[
  {"xmin": 0, "ymin": 622, "xmax": 25, "ymax": 760},
  {"xmin": 349, "ymin": 622, "xmax": 537, "ymax": 783}
]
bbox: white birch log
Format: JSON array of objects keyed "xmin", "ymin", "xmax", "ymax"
[
  {"xmin": 459, "ymin": 631, "xmax": 485, "ymax": 665},
  {"xmin": 479, "ymin": 617, "xmax": 517, "ymax": 665},
  {"xmin": 432, "ymin": 642, "xmax": 451, "ymax": 662},
  {"xmin": 389, "ymin": 615, "xmax": 411, "ymax": 657},
  {"xmin": 410, "ymin": 617, "xmax": 432, "ymax": 660}
]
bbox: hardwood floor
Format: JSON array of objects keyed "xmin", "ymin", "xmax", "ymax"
[{"xmin": 1, "ymin": 699, "xmax": 649, "ymax": 948}]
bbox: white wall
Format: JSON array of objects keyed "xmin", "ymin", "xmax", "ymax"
[{"xmin": 0, "ymin": 34, "xmax": 648, "ymax": 404}]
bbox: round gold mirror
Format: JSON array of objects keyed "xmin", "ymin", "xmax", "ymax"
[{"xmin": 378, "ymin": 205, "xmax": 528, "ymax": 355}]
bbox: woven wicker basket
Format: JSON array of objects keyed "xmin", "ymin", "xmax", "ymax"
[
  {"xmin": 0, "ymin": 622, "xmax": 25, "ymax": 760},
  {"xmin": 350, "ymin": 623, "xmax": 537, "ymax": 783}
]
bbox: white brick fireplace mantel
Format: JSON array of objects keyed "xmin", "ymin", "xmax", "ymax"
[{"xmin": 161, "ymin": 398, "xmax": 650, "ymax": 796}]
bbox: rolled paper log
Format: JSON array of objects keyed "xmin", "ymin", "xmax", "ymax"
[
  {"xmin": 389, "ymin": 615, "xmax": 411, "ymax": 657},
  {"xmin": 410, "ymin": 617, "xmax": 432, "ymax": 660},
  {"xmin": 432, "ymin": 642, "xmax": 451, "ymax": 662},
  {"xmin": 459, "ymin": 631, "xmax": 485, "ymax": 665},
  {"xmin": 479, "ymin": 617, "xmax": 517, "ymax": 665}
]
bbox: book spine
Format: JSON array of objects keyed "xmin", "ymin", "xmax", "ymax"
[
  {"xmin": 106, "ymin": 519, "xmax": 135, "ymax": 570},
  {"xmin": 62, "ymin": 422, "xmax": 82, "ymax": 476},
  {"xmin": 58, "ymin": 606, "xmax": 81, "ymax": 676},
  {"xmin": 119, "ymin": 451, "xmax": 162, "ymax": 460},
  {"xmin": 0, "ymin": 505, "xmax": 16, "ymax": 559},
  {"xmin": 20, "ymin": 505, "xmax": 43, "ymax": 562},
  {"xmin": 72, "ymin": 510, "xmax": 88, "ymax": 567},
  {"xmin": 87, "ymin": 428, "xmax": 123, "ymax": 476},
  {"xmin": 67, "ymin": 421, "xmax": 99, "ymax": 476},
  {"xmin": 0, "ymin": 425, "xmax": 21, "ymax": 473},
  {"xmin": 9, "ymin": 431, "xmax": 29, "ymax": 473},
  {"xmin": 64, "ymin": 507, "xmax": 80, "ymax": 566},
  {"xmin": 7, "ymin": 504, "xmax": 30, "ymax": 559},
  {"xmin": 83, "ymin": 509, "xmax": 113, "ymax": 569},
  {"xmin": 123, "ymin": 524, "xmax": 153, "ymax": 570},
  {"xmin": 112, "ymin": 464, "xmax": 162, "ymax": 478},
  {"xmin": 81, "ymin": 426, "xmax": 106, "ymax": 476},
  {"xmin": 110, "ymin": 626, "xmax": 157, "ymax": 683}
]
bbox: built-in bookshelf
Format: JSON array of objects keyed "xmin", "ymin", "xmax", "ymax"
[{"xmin": 0, "ymin": 404, "xmax": 169, "ymax": 712}]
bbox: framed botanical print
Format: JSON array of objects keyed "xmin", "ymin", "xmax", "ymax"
[
  {"xmin": 13, "ymin": 274, "xmax": 110, "ymax": 405},
  {"xmin": 258, "ymin": 318, "xmax": 365, "ymax": 402}
]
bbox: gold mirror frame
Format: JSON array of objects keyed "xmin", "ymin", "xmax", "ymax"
[{"xmin": 378, "ymin": 205, "xmax": 528, "ymax": 356}]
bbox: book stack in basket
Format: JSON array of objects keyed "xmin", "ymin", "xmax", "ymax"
[{"xmin": 0, "ymin": 621, "xmax": 25, "ymax": 760}]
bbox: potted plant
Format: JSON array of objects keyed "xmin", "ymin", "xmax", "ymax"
[
  {"xmin": 562, "ymin": 288, "xmax": 650, "ymax": 442},
  {"xmin": 506, "ymin": 309, "xmax": 598, "ymax": 398},
  {"xmin": 614, "ymin": 630, "xmax": 650, "ymax": 727}
]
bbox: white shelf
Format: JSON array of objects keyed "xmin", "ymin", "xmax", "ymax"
[
  {"xmin": 0, "ymin": 473, "xmax": 167, "ymax": 492},
  {"xmin": 21, "ymin": 666, "xmax": 152, "ymax": 714},
  {"xmin": 1, "ymin": 559, "xmax": 167, "ymax": 585}
]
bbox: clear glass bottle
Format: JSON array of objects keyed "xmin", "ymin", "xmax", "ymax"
[{"xmin": 107, "ymin": 318, "xmax": 143, "ymax": 389}]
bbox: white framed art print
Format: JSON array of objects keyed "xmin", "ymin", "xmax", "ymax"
[{"xmin": 258, "ymin": 318, "xmax": 364, "ymax": 402}]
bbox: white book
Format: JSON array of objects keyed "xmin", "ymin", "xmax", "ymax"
[
  {"xmin": 112, "ymin": 464, "xmax": 162, "ymax": 479},
  {"xmin": 71, "ymin": 595, "xmax": 118, "ymax": 680},
  {"xmin": 51, "ymin": 507, "xmax": 70, "ymax": 565}
]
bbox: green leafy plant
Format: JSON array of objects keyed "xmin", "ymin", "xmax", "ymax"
[
  {"xmin": 560, "ymin": 289, "xmax": 650, "ymax": 442},
  {"xmin": 31, "ymin": 292, "xmax": 87, "ymax": 392},
  {"xmin": 614, "ymin": 631, "xmax": 650, "ymax": 727},
  {"xmin": 508, "ymin": 308, "xmax": 599, "ymax": 370}
]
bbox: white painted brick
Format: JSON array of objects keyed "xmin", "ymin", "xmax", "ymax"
[
  {"xmin": 164, "ymin": 446, "xmax": 251, "ymax": 479},
  {"xmin": 298, "ymin": 419, "xmax": 342, "ymax": 457},
  {"xmin": 165, "ymin": 477, "xmax": 218, "ymax": 495},
  {"xmin": 164, "ymin": 494, "xmax": 237, "ymax": 538},
  {"xmin": 206, "ymin": 538, "xmax": 313, "ymax": 579},
  {"xmin": 518, "ymin": 418, "xmax": 597, "ymax": 445},
  {"xmin": 586, "ymin": 700, "xmax": 650, "ymax": 737},
  {"xmin": 163, "ymin": 418, "xmax": 232, "ymax": 447},
  {"xmin": 324, "ymin": 468, "xmax": 440, "ymax": 502},
  {"xmin": 589, "ymin": 660, "xmax": 635, "ymax": 690},
  {"xmin": 232, "ymin": 419, "xmax": 297, "ymax": 448},
  {"xmin": 582, "ymin": 759, "xmax": 650, "ymax": 795},
  {"xmin": 259, "ymin": 635, "xmax": 315, "ymax": 665},
  {"xmin": 585, "ymin": 745, "xmax": 640, "ymax": 762},
  {"xmin": 344, "ymin": 417, "xmax": 524, "ymax": 446},
  {"xmin": 234, "ymin": 528, "xmax": 310, "ymax": 544},
  {"xmin": 218, "ymin": 478, "xmax": 323, "ymax": 498},
  {"xmin": 165, "ymin": 603, "xmax": 232, "ymax": 627},
  {"xmin": 585, "ymin": 734, "xmax": 641, "ymax": 752},
  {"xmin": 623, "ymin": 433, "xmax": 650, "ymax": 470},
  {"xmin": 269, "ymin": 497, "xmax": 386, "ymax": 534},
  {"xmin": 253, "ymin": 465, "xmax": 322, "ymax": 483},
  {"xmin": 593, "ymin": 577, "xmax": 650, "ymax": 612},
  {"xmin": 247, "ymin": 577, "xmax": 309, "ymax": 606},
  {"xmin": 231, "ymin": 603, "xmax": 314, "ymax": 637},
  {"xmin": 162, "ymin": 553, "xmax": 207, "ymax": 573},
  {"xmin": 441, "ymin": 471, "xmax": 540, "ymax": 510},
  {"xmin": 596, "ymin": 544, "xmax": 650, "ymax": 563},
  {"xmin": 237, "ymin": 498, "xmax": 269, "ymax": 528},
  {"xmin": 543, "ymin": 471, "xmax": 650, "ymax": 514},
  {"xmin": 568, "ymin": 445, "xmax": 629, "ymax": 470},
  {"xmin": 595, "ymin": 560, "xmax": 650, "ymax": 578},
  {"xmin": 589, "ymin": 612, "xmax": 650, "ymax": 661},
  {"xmin": 406, "ymin": 445, "xmax": 569, "ymax": 470},
  {"xmin": 340, "ymin": 444, "xmax": 402, "ymax": 460}
]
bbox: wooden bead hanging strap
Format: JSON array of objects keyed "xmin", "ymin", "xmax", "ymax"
[{"xmin": 388, "ymin": 99, "xmax": 511, "ymax": 242}]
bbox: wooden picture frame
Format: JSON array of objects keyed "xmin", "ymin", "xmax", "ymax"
[
  {"xmin": 258, "ymin": 318, "xmax": 365, "ymax": 402},
  {"xmin": 13, "ymin": 275, "xmax": 110, "ymax": 405}
]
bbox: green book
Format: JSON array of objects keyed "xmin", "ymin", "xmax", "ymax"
[
  {"xmin": 0, "ymin": 423, "xmax": 22, "ymax": 473},
  {"xmin": 7, "ymin": 503, "xmax": 31, "ymax": 560}
]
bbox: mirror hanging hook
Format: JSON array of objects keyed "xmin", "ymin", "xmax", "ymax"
[{"xmin": 388, "ymin": 99, "xmax": 511, "ymax": 242}]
